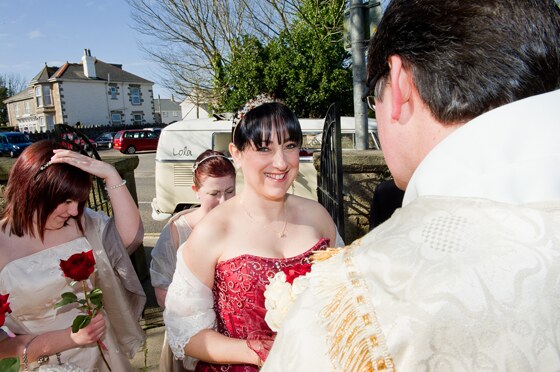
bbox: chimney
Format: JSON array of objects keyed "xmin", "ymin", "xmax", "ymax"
[{"xmin": 82, "ymin": 48, "xmax": 96, "ymax": 79}]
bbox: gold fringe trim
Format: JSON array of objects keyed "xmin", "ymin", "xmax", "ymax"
[
  {"xmin": 317, "ymin": 247, "xmax": 395, "ymax": 371},
  {"xmin": 311, "ymin": 237, "xmax": 364, "ymax": 263},
  {"xmin": 311, "ymin": 247, "xmax": 343, "ymax": 262}
]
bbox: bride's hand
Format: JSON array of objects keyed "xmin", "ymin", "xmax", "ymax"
[{"xmin": 50, "ymin": 149, "xmax": 120, "ymax": 182}]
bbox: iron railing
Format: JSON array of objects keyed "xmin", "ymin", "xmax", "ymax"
[
  {"xmin": 53, "ymin": 124, "xmax": 112, "ymax": 216},
  {"xmin": 317, "ymin": 103, "xmax": 345, "ymax": 237}
]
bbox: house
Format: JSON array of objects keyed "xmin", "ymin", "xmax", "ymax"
[
  {"xmin": 3, "ymin": 49, "xmax": 155, "ymax": 132},
  {"xmin": 180, "ymin": 88, "xmax": 213, "ymax": 120},
  {"xmin": 154, "ymin": 97, "xmax": 181, "ymax": 124}
]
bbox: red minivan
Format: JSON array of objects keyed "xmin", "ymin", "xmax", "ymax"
[{"xmin": 113, "ymin": 129, "xmax": 159, "ymax": 154}]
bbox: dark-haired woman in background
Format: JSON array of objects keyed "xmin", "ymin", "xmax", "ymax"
[
  {"xmin": 164, "ymin": 96, "xmax": 343, "ymax": 371},
  {"xmin": 0, "ymin": 140, "xmax": 145, "ymax": 371}
]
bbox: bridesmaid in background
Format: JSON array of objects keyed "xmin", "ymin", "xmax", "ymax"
[{"xmin": 151, "ymin": 149, "xmax": 236, "ymax": 372}]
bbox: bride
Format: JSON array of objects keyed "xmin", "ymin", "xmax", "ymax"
[{"xmin": 164, "ymin": 95, "xmax": 343, "ymax": 371}]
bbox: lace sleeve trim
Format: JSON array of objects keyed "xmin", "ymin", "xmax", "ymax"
[{"xmin": 163, "ymin": 246, "xmax": 215, "ymax": 360}]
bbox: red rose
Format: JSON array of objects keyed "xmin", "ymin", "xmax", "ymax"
[
  {"xmin": 282, "ymin": 263, "xmax": 312, "ymax": 285},
  {"xmin": 0, "ymin": 293, "xmax": 11, "ymax": 327},
  {"xmin": 60, "ymin": 250, "xmax": 96, "ymax": 282}
]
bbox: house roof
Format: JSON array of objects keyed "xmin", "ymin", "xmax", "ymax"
[
  {"xmin": 27, "ymin": 59, "xmax": 152, "ymax": 85},
  {"xmin": 154, "ymin": 98, "xmax": 181, "ymax": 111},
  {"xmin": 30, "ymin": 65, "xmax": 60, "ymax": 83},
  {"xmin": 3, "ymin": 87, "xmax": 33, "ymax": 104},
  {"xmin": 46, "ymin": 59, "xmax": 153, "ymax": 84}
]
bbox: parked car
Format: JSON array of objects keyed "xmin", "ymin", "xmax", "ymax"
[
  {"xmin": 143, "ymin": 127, "xmax": 162, "ymax": 137},
  {"xmin": 113, "ymin": 129, "xmax": 159, "ymax": 154},
  {"xmin": 0, "ymin": 132, "xmax": 33, "ymax": 157},
  {"xmin": 94, "ymin": 132, "xmax": 116, "ymax": 149}
]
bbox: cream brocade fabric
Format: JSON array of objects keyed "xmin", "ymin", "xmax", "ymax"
[
  {"xmin": 263, "ymin": 89, "xmax": 560, "ymax": 371},
  {"xmin": 263, "ymin": 197, "xmax": 560, "ymax": 371}
]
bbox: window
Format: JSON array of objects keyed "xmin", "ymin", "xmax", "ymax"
[
  {"xmin": 35, "ymin": 86, "xmax": 42, "ymax": 107},
  {"xmin": 39, "ymin": 116, "xmax": 46, "ymax": 131},
  {"xmin": 173, "ymin": 111, "xmax": 179, "ymax": 117},
  {"xmin": 24, "ymin": 102, "xmax": 30, "ymax": 115},
  {"xmin": 109, "ymin": 86, "xmax": 117, "ymax": 100},
  {"xmin": 15, "ymin": 104, "xmax": 19, "ymax": 117},
  {"xmin": 46, "ymin": 115, "xmax": 55, "ymax": 130},
  {"xmin": 133, "ymin": 113, "xmax": 143, "ymax": 125},
  {"xmin": 163, "ymin": 112, "xmax": 168, "ymax": 117},
  {"xmin": 111, "ymin": 113, "xmax": 122, "ymax": 125},
  {"xmin": 130, "ymin": 87, "xmax": 141, "ymax": 105},
  {"xmin": 43, "ymin": 86, "xmax": 52, "ymax": 106}
]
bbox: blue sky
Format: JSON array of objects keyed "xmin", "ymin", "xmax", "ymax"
[{"xmin": 0, "ymin": 0, "xmax": 172, "ymax": 98}]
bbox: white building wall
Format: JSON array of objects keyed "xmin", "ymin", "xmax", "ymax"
[
  {"xmin": 181, "ymin": 101, "xmax": 210, "ymax": 120},
  {"xmin": 60, "ymin": 81, "xmax": 154, "ymax": 125},
  {"xmin": 61, "ymin": 81, "xmax": 111, "ymax": 125}
]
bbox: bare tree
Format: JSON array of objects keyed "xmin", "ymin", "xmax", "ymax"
[
  {"xmin": 1, "ymin": 73, "xmax": 28, "ymax": 124},
  {"xmin": 127, "ymin": 0, "xmax": 345, "ymax": 102},
  {"xmin": 0, "ymin": 73, "xmax": 28, "ymax": 96},
  {"xmin": 127, "ymin": 0, "xmax": 255, "ymax": 98}
]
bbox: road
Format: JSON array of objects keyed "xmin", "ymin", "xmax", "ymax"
[{"xmin": 100, "ymin": 149, "xmax": 166, "ymax": 235}]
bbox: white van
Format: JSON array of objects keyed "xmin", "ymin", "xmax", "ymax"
[{"xmin": 151, "ymin": 116, "xmax": 379, "ymax": 221}]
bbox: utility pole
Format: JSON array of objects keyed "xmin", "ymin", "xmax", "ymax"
[{"xmin": 349, "ymin": 0, "xmax": 369, "ymax": 150}]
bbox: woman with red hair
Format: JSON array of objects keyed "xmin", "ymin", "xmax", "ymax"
[{"xmin": 0, "ymin": 140, "xmax": 145, "ymax": 371}]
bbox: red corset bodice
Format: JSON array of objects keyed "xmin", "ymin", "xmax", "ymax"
[{"xmin": 195, "ymin": 238, "xmax": 329, "ymax": 372}]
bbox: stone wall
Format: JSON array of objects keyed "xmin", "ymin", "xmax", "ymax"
[{"xmin": 316, "ymin": 149, "xmax": 393, "ymax": 245}]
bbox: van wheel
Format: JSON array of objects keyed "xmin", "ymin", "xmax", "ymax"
[{"xmin": 126, "ymin": 146, "xmax": 136, "ymax": 154}]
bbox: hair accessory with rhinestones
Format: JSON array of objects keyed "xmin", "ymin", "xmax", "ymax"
[
  {"xmin": 39, "ymin": 161, "xmax": 52, "ymax": 172},
  {"xmin": 232, "ymin": 94, "xmax": 279, "ymax": 136}
]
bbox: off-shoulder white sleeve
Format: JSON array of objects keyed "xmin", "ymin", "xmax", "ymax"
[
  {"xmin": 335, "ymin": 229, "xmax": 345, "ymax": 247},
  {"xmin": 163, "ymin": 245, "xmax": 216, "ymax": 367}
]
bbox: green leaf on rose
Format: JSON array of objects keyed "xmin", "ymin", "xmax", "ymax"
[
  {"xmin": 88, "ymin": 288, "xmax": 103, "ymax": 299},
  {"xmin": 71, "ymin": 314, "xmax": 91, "ymax": 333},
  {"xmin": 0, "ymin": 357, "xmax": 19, "ymax": 372},
  {"xmin": 89, "ymin": 289, "xmax": 103, "ymax": 309},
  {"xmin": 54, "ymin": 292, "xmax": 79, "ymax": 308}
]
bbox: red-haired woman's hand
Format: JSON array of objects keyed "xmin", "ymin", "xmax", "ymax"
[{"xmin": 69, "ymin": 313, "xmax": 106, "ymax": 346}]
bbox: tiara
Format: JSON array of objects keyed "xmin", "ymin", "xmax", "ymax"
[
  {"xmin": 192, "ymin": 154, "xmax": 231, "ymax": 171},
  {"xmin": 232, "ymin": 94, "xmax": 278, "ymax": 131}
]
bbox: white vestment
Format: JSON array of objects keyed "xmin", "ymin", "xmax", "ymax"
[{"xmin": 263, "ymin": 89, "xmax": 560, "ymax": 371}]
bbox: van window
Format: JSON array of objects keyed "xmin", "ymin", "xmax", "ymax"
[{"xmin": 213, "ymin": 132, "xmax": 231, "ymax": 156}]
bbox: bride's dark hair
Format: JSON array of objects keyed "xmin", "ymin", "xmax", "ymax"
[{"xmin": 232, "ymin": 101, "xmax": 303, "ymax": 152}]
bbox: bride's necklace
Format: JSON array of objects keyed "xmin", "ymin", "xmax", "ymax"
[{"xmin": 240, "ymin": 201, "xmax": 288, "ymax": 238}]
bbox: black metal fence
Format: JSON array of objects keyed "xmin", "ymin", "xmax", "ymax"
[
  {"xmin": 53, "ymin": 124, "xmax": 113, "ymax": 216},
  {"xmin": 317, "ymin": 103, "xmax": 345, "ymax": 237}
]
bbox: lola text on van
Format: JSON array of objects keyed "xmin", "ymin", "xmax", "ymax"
[{"xmin": 173, "ymin": 146, "xmax": 193, "ymax": 157}]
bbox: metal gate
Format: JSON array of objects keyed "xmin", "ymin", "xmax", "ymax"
[
  {"xmin": 53, "ymin": 124, "xmax": 113, "ymax": 216},
  {"xmin": 317, "ymin": 103, "xmax": 345, "ymax": 237}
]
